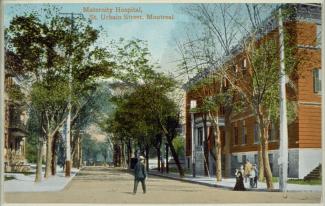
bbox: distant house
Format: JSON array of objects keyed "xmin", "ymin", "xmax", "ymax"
[
  {"xmin": 4, "ymin": 71, "xmax": 29, "ymax": 172},
  {"xmin": 183, "ymin": 4, "xmax": 321, "ymax": 179}
]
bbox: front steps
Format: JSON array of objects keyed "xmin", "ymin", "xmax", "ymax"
[{"xmin": 304, "ymin": 164, "xmax": 321, "ymax": 180}]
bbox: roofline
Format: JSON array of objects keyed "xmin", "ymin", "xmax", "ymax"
[{"xmin": 182, "ymin": 3, "xmax": 321, "ymax": 91}]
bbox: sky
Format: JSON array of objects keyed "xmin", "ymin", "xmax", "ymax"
[
  {"xmin": 4, "ymin": 2, "xmax": 279, "ymax": 82},
  {"xmin": 4, "ymin": 3, "xmax": 192, "ymax": 78}
]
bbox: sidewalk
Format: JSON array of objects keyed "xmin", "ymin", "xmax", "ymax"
[
  {"xmin": 149, "ymin": 170, "xmax": 322, "ymax": 192},
  {"xmin": 4, "ymin": 166, "xmax": 79, "ymax": 192}
]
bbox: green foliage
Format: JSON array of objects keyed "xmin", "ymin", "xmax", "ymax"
[
  {"xmin": 82, "ymin": 134, "xmax": 100, "ymax": 162},
  {"xmin": 7, "ymin": 83, "xmax": 25, "ymax": 103},
  {"xmin": 287, "ymin": 179, "xmax": 321, "ymax": 185},
  {"xmin": 6, "ymin": 6, "xmax": 114, "ymax": 142},
  {"xmin": 99, "ymin": 39, "xmax": 180, "ymax": 150},
  {"xmin": 172, "ymin": 136, "xmax": 185, "ymax": 158},
  {"xmin": 108, "ymin": 38, "xmax": 156, "ymax": 86},
  {"xmin": 5, "ymin": 176, "xmax": 16, "ymax": 181},
  {"xmin": 98, "ymin": 143, "xmax": 110, "ymax": 162},
  {"xmin": 30, "ymin": 80, "xmax": 69, "ymax": 111},
  {"xmin": 25, "ymin": 135, "xmax": 38, "ymax": 163},
  {"xmin": 25, "ymin": 107, "xmax": 41, "ymax": 163}
]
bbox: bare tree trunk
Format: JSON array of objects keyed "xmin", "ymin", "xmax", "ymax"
[
  {"xmin": 167, "ymin": 137, "xmax": 184, "ymax": 177},
  {"xmin": 51, "ymin": 133, "xmax": 58, "ymax": 175},
  {"xmin": 258, "ymin": 144, "xmax": 264, "ymax": 181},
  {"xmin": 121, "ymin": 143, "xmax": 126, "ymax": 168},
  {"xmin": 44, "ymin": 134, "xmax": 53, "ymax": 178},
  {"xmin": 224, "ymin": 113, "xmax": 232, "ymax": 177},
  {"xmin": 157, "ymin": 146, "xmax": 161, "ymax": 171},
  {"xmin": 202, "ymin": 114, "xmax": 209, "ymax": 176},
  {"xmin": 214, "ymin": 127, "xmax": 222, "ymax": 181},
  {"xmin": 145, "ymin": 145, "xmax": 149, "ymax": 172},
  {"xmin": 210, "ymin": 111, "xmax": 222, "ymax": 181},
  {"xmin": 76, "ymin": 135, "xmax": 80, "ymax": 168},
  {"xmin": 257, "ymin": 110, "xmax": 273, "ymax": 190},
  {"xmin": 79, "ymin": 145, "xmax": 82, "ymax": 168},
  {"xmin": 127, "ymin": 139, "xmax": 131, "ymax": 169},
  {"xmin": 72, "ymin": 133, "xmax": 82, "ymax": 168},
  {"xmin": 35, "ymin": 138, "xmax": 43, "ymax": 182}
]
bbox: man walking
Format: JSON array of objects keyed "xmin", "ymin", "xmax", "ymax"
[{"xmin": 133, "ymin": 156, "xmax": 147, "ymax": 194}]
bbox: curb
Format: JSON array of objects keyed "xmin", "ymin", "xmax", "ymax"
[
  {"xmin": 4, "ymin": 168, "xmax": 80, "ymax": 193},
  {"xmin": 148, "ymin": 172, "xmax": 290, "ymax": 192},
  {"xmin": 149, "ymin": 172, "xmax": 232, "ymax": 190},
  {"xmin": 57, "ymin": 169, "xmax": 80, "ymax": 192}
]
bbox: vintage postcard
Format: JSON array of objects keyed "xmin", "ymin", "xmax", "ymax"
[{"xmin": 0, "ymin": 0, "xmax": 323, "ymax": 205}]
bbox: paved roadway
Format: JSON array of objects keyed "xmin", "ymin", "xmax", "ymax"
[{"xmin": 5, "ymin": 166, "xmax": 322, "ymax": 204}]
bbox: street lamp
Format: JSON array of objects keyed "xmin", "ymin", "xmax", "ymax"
[{"xmin": 190, "ymin": 100, "xmax": 197, "ymax": 177}]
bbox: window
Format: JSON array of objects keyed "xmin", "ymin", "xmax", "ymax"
[
  {"xmin": 254, "ymin": 154, "xmax": 258, "ymax": 165},
  {"xmin": 241, "ymin": 120, "xmax": 247, "ymax": 144},
  {"xmin": 233, "ymin": 126, "xmax": 239, "ymax": 145},
  {"xmin": 242, "ymin": 155, "xmax": 247, "ymax": 165},
  {"xmin": 313, "ymin": 69, "xmax": 322, "ymax": 94},
  {"xmin": 197, "ymin": 127, "xmax": 203, "ymax": 146},
  {"xmin": 254, "ymin": 123, "xmax": 260, "ymax": 144}
]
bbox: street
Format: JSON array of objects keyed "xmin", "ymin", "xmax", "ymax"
[{"xmin": 5, "ymin": 166, "xmax": 321, "ymax": 204}]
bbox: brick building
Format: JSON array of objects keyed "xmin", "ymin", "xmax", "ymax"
[{"xmin": 183, "ymin": 4, "xmax": 321, "ymax": 179}]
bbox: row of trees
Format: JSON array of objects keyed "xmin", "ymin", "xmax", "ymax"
[
  {"xmin": 6, "ymin": 7, "xmax": 186, "ymax": 181},
  {"xmin": 101, "ymin": 39, "xmax": 185, "ymax": 176},
  {"xmin": 5, "ymin": 7, "xmax": 164, "ymax": 181},
  {"xmin": 176, "ymin": 4, "xmax": 310, "ymax": 190}
]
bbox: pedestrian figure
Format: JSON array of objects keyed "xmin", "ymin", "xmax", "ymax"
[
  {"xmin": 249, "ymin": 165, "xmax": 256, "ymax": 188},
  {"xmin": 133, "ymin": 156, "xmax": 147, "ymax": 194},
  {"xmin": 234, "ymin": 169, "xmax": 246, "ymax": 191},
  {"xmin": 244, "ymin": 160, "xmax": 252, "ymax": 183},
  {"xmin": 240, "ymin": 165, "xmax": 244, "ymax": 175},
  {"xmin": 253, "ymin": 164, "xmax": 258, "ymax": 188}
]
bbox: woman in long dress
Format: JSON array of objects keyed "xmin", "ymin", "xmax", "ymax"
[{"xmin": 234, "ymin": 170, "xmax": 246, "ymax": 191}]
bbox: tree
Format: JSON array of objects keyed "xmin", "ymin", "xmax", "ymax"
[
  {"xmin": 178, "ymin": 4, "xmax": 245, "ymax": 181},
  {"xmin": 82, "ymin": 134, "xmax": 100, "ymax": 165},
  {"xmin": 6, "ymin": 8, "xmax": 113, "ymax": 181},
  {"xmin": 98, "ymin": 38, "xmax": 185, "ymax": 175},
  {"xmin": 99, "ymin": 143, "xmax": 109, "ymax": 164},
  {"xmin": 179, "ymin": 4, "xmax": 302, "ymax": 189},
  {"xmin": 172, "ymin": 136, "xmax": 185, "ymax": 159}
]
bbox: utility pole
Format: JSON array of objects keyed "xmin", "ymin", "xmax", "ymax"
[
  {"xmin": 59, "ymin": 12, "xmax": 83, "ymax": 177},
  {"xmin": 190, "ymin": 100, "xmax": 197, "ymax": 177},
  {"xmin": 278, "ymin": 8, "xmax": 288, "ymax": 197},
  {"xmin": 0, "ymin": 0, "xmax": 5, "ymax": 203}
]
